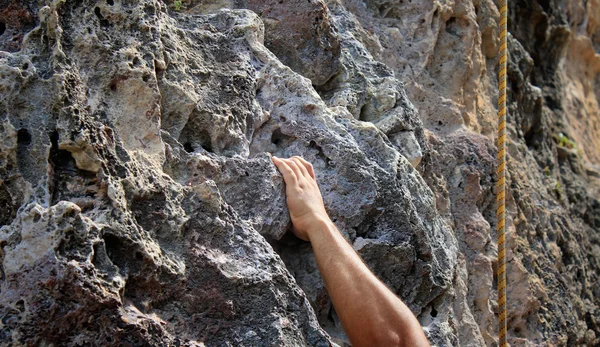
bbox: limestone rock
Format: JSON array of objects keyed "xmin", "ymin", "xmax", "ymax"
[
  {"xmin": 0, "ymin": 0, "xmax": 454, "ymax": 345},
  {"xmin": 189, "ymin": 0, "xmax": 342, "ymax": 87},
  {"xmin": 0, "ymin": 0, "xmax": 599, "ymax": 346},
  {"xmin": 0, "ymin": 3, "xmax": 333, "ymax": 346},
  {"xmin": 241, "ymin": 0, "xmax": 342, "ymax": 87}
]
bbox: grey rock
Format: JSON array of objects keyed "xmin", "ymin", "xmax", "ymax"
[
  {"xmin": 0, "ymin": 2, "xmax": 333, "ymax": 346},
  {"xmin": 0, "ymin": 0, "xmax": 456, "ymax": 345},
  {"xmin": 1, "ymin": 0, "xmax": 599, "ymax": 346}
]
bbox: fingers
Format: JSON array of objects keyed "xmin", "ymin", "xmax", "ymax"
[
  {"xmin": 273, "ymin": 155, "xmax": 317, "ymax": 182},
  {"xmin": 285, "ymin": 158, "xmax": 304, "ymax": 181},
  {"xmin": 290, "ymin": 156, "xmax": 310, "ymax": 179},
  {"xmin": 272, "ymin": 156, "xmax": 298, "ymax": 185},
  {"xmin": 293, "ymin": 156, "xmax": 316, "ymax": 180}
]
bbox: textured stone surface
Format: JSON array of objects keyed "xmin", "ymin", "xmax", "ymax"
[
  {"xmin": 0, "ymin": 2, "xmax": 333, "ymax": 346},
  {"xmin": 1, "ymin": 0, "xmax": 599, "ymax": 346}
]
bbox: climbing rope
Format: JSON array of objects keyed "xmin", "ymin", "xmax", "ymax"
[{"xmin": 497, "ymin": 0, "xmax": 508, "ymax": 345}]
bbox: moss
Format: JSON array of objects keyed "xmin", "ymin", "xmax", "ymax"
[{"xmin": 174, "ymin": 0, "xmax": 183, "ymax": 11}]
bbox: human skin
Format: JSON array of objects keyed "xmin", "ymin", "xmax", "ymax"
[{"xmin": 271, "ymin": 155, "xmax": 431, "ymax": 347}]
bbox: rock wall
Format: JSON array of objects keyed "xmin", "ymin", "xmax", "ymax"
[{"xmin": 0, "ymin": 0, "xmax": 598, "ymax": 346}]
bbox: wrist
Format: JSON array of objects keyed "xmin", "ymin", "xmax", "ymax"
[{"xmin": 305, "ymin": 217, "xmax": 336, "ymax": 242}]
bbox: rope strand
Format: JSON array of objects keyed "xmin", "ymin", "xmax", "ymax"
[{"xmin": 497, "ymin": 0, "xmax": 508, "ymax": 345}]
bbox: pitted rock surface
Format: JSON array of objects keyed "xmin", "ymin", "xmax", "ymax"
[{"xmin": 0, "ymin": 0, "xmax": 599, "ymax": 346}]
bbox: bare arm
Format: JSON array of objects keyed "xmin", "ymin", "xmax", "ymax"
[{"xmin": 272, "ymin": 156, "xmax": 430, "ymax": 347}]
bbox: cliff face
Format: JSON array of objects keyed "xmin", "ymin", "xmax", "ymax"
[{"xmin": 0, "ymin": 0, "xmax": 598, "ymax": 346}]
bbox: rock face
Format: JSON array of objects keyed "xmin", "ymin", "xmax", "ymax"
[{"xmin": 0, "ymin": 1, "xmax": 598, "ymax": 347}]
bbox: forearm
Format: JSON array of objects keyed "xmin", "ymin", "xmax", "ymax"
[
  {"xmin": 308, "ymin": 219, "xmax": 430, "ymax": 347},
  {"xmin": 269, "ymin": 156, "xmax": 429, "ymax": 346}
]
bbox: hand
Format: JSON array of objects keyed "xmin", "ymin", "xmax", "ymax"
[{"xmin": 271, "ymin": 156, "xmax": 330, "ymax": 241}]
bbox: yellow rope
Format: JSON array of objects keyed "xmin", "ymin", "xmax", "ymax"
[{"xmin": 497, "ymin": 0, "xmax": 508, "ymax": 345}]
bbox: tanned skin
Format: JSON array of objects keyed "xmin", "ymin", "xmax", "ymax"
[{"xmin": 271, "ymin": 155, "xmax": 431, "ymax": 347}]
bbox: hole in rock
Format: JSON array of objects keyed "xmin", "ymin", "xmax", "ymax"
[
  {"xmin": 378, "ymin": 4, "xmax": 387, "ymax": 17},
  {"xmin": 93, "ymin": 229, "xmax": 143, "ymax": 276},
  {"xmin": 431, "ymin": 307, "xmax": 438, "ymax": 317},
  {"xmin": 445, "ymin": 17, "xmax": 459, "ymax": 36},
  {"xmin": 17, "ymin": 129, "xmax": 31, "ymax": 146},
  {"xmin": 107, "ymin": 0, "xmax": 114, "ymax": 5},
  {"xmin": 200, "ymin": 140, "xmax": 213, "ymax": 153},
  {"xmin": 359, "ymin": 104, "xmax": 371, "ymax": 122},
  {"xmin": 179, "ymin": 122, "xmax": 213, "ymax": 154},
  {"xmin": 49, "ymin": 131, "xmax": 75, "ymax": 169},
  {"xmin": 0, "ymin": 22, "xmax": 5, "ymax": 36},
  {"xmin": 102, "ymin": 233, "xmax": 133, "ymax": 272},
  {"xmin": 538, "ymin": 0, "xmax": 550, "ymax": 11},
  {"xmin": 183, "ymin": 142, "xmax": 194, "ymax": 153},
  {"xmin": 94, "ymin": 7, "xmax": 110, "ymax": 27},
  {"xmin": 271, "ymin": 128, "xmax": 294, "ymax": 147},
  {"xmin": 15, "ymin": 300, "xmax": 24, "ymax": 312},
  {"xmin": 144, "ymin": 4, "xmax": 156, "ymax": 16},
  {"xmin": 91, "ymin": 242, "xmax": 102, "ymax": 267}
]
